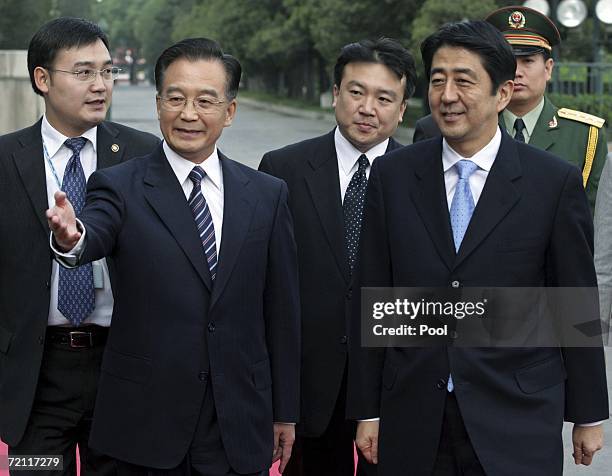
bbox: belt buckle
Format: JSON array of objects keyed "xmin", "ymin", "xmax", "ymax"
[{"xmin": 69, "ymin": 331, "xmax": 93, "ymax": 348}]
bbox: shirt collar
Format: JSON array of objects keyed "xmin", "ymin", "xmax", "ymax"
[
  {"xmin": 334, "ymin": 127, "xmax": 389, "ymax": 176},
  {"xmin": 162, "ymin": 141, "xmax": 222, "ymax": 192},
  {"xmin": 41, "ymin": 115, "xmax": 98, "ymax": 158},
  {"xmin": 502, "ymin": 97, "xmax": 545, "ymax": 138},
  {"xmin": 442, "ymin": 126, "xmax": 502, "ymax": 173}
]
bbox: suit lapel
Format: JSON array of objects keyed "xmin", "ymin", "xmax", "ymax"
[
  {"xmin": 143, "ymin": 146, "xmax": 213, "ymax": 292},
  {"xmin": 96, "ymin": 121, "xmax": 126, "ymax": 169},
  {"xmin": 410, "ymin": 139, "xmax": 456, "ymax": 271},
  {"xmin": 529, "ymin": 98, "xmax": 559, "ymax": 152},
  {"xmin": 209, "ymin": 153, "xmax": 255, "ymax": 310},
  {"xmin": 454, "ymin": 131, "xmax": 522, "ymax": 268},
  {"xmin": 304, "ymin": 131, "xmax": 350, "ymax": 283},
  {"xmin": 12, "ymin": 120, "xmax": 49, "ymax": 236}
]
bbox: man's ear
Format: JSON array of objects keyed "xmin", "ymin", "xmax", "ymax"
[
  {"xmin": 497, "ymin": 80, "xmax": 514, "ymax": 113},
  {"xmin": 332, "ymin": 84, "xmax": 339, "ymax": 108},
  {"xmin": 33, "ymin": 66, "xmax": 50, "ymax": 94}
]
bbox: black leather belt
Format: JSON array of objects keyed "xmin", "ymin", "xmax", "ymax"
[{"xmin": 46, "ymin": 325, "xmax": 109, "ymax": 349}]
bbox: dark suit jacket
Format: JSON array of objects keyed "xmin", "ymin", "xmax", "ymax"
[
  {"xmin": 71, "ymin": 146, "xmax": 300, "ymax": 473},
  {"xmin": 259, "ymin": 130, "xmax": 401, "ymax": 437},
  {"xmin": 0, "ymin": 119, "xmax": 159, "ymax": 447},
  {"xmin": 412, "ymin": 113, "xmax": 439, "ymax": 143},
  {"xmin": 348, "ymin": 132, "xmax": 609, "ymax": 476}
]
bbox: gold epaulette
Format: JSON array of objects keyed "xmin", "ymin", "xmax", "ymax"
[{"xmin": 557, "ymin": 108, "xmax": 605, "ymax": 128}]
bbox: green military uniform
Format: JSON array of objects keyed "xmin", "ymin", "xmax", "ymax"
[
  {"xmin": 500, "ymin": 96, "xmax": 607, "ymax": 211},
  {"xmin": 487, "ymin": 5, "xmax": 608, "ymax": 212}
]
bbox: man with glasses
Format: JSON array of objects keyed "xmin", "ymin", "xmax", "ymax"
[
  {"xmin": 0, "ymin": 17, "xmax": 158, "ymax": 475},
  {"xmin": 46, "ymin": 37, "xmax": 300, "ymax": 476}
]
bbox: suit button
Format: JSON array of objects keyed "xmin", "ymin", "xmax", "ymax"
[
  {"xmin": 340, "ymin": 335, "xmax": 348, "ymax": 344},
  {"xmin": 198, "ymin": 371, "xmax": 208, "ymax": 382},
  {"xmin": 451, "ymin": 280, "xmax": 460, "ymax": 288},
  {"xmin": 450, "ymin": 331, "xmax": 458, "ymax": 339},
  {"xmin": 436, "ymin": 379, "xmax": 447, "ymax": 389},
  {"xmin": 208, "ymin": 322, "xmax": 215, "ymax": 333},
  {"xmin": 346, "ymin": 287, "xmax": 353, "ymax": 299},
  {"xmin": 38, "ymin": 336, "xmax": 44, "ymax": 345},
  {"xmin": 45, "ymin": 281, "xmax": 50, "ymax": 289}
]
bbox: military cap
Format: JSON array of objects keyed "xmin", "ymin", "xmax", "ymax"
[{"xmin": 485, "ymin": 6, "xmax": 561, "ymax": 56}]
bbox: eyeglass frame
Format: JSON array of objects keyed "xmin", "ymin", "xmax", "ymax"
[
  {"xmin": 156, "ymin": 94, "xmax": 229, "ymax": 115},
  {"xmin": 46, "ymin": 66, "xmax": 122, "ymax": 82}
]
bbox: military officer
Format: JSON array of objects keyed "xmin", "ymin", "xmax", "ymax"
[
  {"xmin": 414, "ymin": 6, "xmax": 607, "ymax": 212},
  {"xmin": 487, "ymin": 5, "xmax": 607, "ymax": 211}
]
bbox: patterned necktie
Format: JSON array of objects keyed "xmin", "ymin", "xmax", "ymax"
[
  {"xmin": 188, "ymin": 166, "xmax": 218, "ymax": 281},
  {"xmin": 447, "ymin": 159, "xmax": 478, "ymax": 392},
  {"xmin": 514, "ymin": 118, "xmax": 526, "ymax": 143},
  {"xmin": 343, "ymin": 154, "xmax": 370, "ymax": 273},
  {"xmin": 57, "ymin": 137, "xmax": 95, "ymax": 327}
]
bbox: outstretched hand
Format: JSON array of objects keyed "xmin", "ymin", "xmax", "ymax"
[{"xmin": 46, "ymin": 191, "xmax": 80, "ymax": 252}]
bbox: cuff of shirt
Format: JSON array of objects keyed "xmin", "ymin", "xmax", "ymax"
[
  {"xmin": 274, "ymin": 422, "xmax": 296, "ymax": 425},
  {"xmin": 577, "ymin": 420, "xmax": 606, "ymax": 427},
  {"xmin": 358, "ymin": 418, "xmax": 380, "ymax": 422},
  {"xmin": 49, "ymin": 218, "xmax": 86, "ymax": 268}
]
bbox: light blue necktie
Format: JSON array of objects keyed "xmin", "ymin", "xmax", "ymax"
[
  {"xmin": 188, "ymin": 166, "xmax": 218, "ymax": 281},
  {"xmin": 57, "ymin": 137, "xmax": 95, "ymax": 327},
  {"xmin": 447, "ymin": 159, "xmax": 478, "ymax": 392}
]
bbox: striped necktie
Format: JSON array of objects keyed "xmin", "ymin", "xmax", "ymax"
[{"xmin": 188, "ymin": 166, "xmax": 218, "ymax": 281}]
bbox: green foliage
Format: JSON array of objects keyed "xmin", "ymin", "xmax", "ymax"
[{"xmin": 0, "ymin": 0, "xmax": 52, "ymax": 49}]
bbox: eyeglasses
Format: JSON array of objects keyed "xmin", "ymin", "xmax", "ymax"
[
  {"xmin": 157, "ymin": 95, "xmax": 227, "ymax": 115},
  {"xmin": 47, "ymin": 67, "xmax": 122, "ymax": 82}
]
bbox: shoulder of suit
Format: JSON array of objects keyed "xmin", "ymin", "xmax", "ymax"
[
  {"xmin": 557, "ymin": 108, "xmax": 605, "ymax": 129},
  {"xmin": 265, "ymin": 132, "xmax": 332, "ymax": 158},
  {"xmin": 103, "ymin": 121, "xmax": 160, "ymax": 142}
]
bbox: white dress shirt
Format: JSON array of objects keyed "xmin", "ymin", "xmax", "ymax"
[
  {"xmin": 442, "ymin": 127, "xmax": 502, "ymax": 208},
  {"xmin": 42, "ymin": 116, "xmax": 114, "ymax": 327},
  {"xmin": 334, "ymin": 127, "xmax": 389, "ymax": 203},
  {"xmin": 163, "ymin": 141, "xmax": 224, "ymax": 257}
]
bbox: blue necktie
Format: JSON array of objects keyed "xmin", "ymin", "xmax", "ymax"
[
  {"xmin": 343, "ymin": 154, "xmax": 369, "ymax": 273},
  {"xmin": 57, "ymin": 137, "xmax": 95, "ymax": 327},
  {"xmin": 447, "ymin": 159, "xmax": 478, "ymax": 392},
  {"xmin": 188, "ymin": 166, "xmax": 218, "ymax": 281}
]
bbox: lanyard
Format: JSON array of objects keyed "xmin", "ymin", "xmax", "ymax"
[{"xmin": 42, "ymin": 139, "xmax": 63, "ymax": 190}]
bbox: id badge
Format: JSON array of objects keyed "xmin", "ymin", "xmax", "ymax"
[{"xmin": 93, "ymin": 261, "xmax": 104, "ymax": 289}]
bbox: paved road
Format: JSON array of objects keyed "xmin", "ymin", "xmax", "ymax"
[{"xmin": 111, "ymin": 84, "xmax": 612, "ymax": 475}]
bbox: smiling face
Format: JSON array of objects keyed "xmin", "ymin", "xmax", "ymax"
[
  {"xmin": 332, "ymin": 62, "xmax": 406, "ymax": 153},
  {"xmin": 156, "ymin": 58, "xmax": 236, "ymax": 163},
  {"xmin": 34, "ymin": 39, "xmax": 112, "ymax": 137},
  {"xmin": 508, "ymin": 54, "xmax": 553, "ymax": 115},
  {"xmin": 428, "ymin": 46, "xmax": 513, "ymax": 157}
]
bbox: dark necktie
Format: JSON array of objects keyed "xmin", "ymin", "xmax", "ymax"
[
  {"xmin": 188, "ymin": 166, "xmax": 218, "ymax": 281},
  {"xmin": 343, "ymin": 154, "xmax": 369, "ymax": 272},
  {"xmin": 57, "ymin": 137, "xmax": 95, "ymax": 327},
  {"xmin": 514, "ymin": 118, "xmax": 526, "ymax": 143}
]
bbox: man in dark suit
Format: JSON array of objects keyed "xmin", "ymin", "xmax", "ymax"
[
  {"xmin": 259, "ymin": 39, "xmax": 416, "ymax": 476},
  {"xmin": 46, "ymin": 37, "xmax": 300, "ymax": 476},
  {"xmin": 414, "ymin": 6, "xmax": 607, "ymax": 213},
  {"xmin": 349, "ymin": 21, "xmax": 608, "ymax": 476},
  {"xmin": 0, "ymin": 17, "xmax": 159, "ymax": 475}
]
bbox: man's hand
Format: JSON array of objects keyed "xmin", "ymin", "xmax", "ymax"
[
  {"xmin": 272, "ymin": 423, "xmax": 295, "ymax": 473},
  {"xmin": 572, "ymin": 424, "xmax": 604, "ymax": 466},
  {"xmin": 46, "ymin": 191, "xmax": 80, "ymax": 251},
  {"xmin": 356, "ymin": 420, "xmax": 379, "ymax": 464}
]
